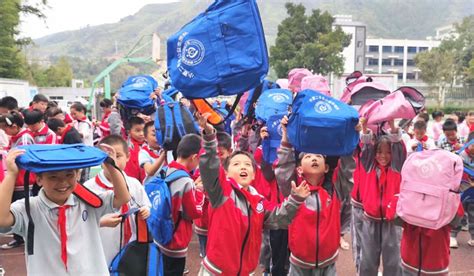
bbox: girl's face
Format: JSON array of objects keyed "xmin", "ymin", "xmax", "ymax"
[{"xmin": 375, "ymin": 142, "xmax": 391, "ymax": 167}]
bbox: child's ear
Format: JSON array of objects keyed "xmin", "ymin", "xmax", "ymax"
[
  {"xmin": 36, "ymin": 174, "xmax": 43, "ymax": 186},
  {"xmin": 324, "ymin": 163, "xmax": 330, "ymax": 174},
  {"xmin": 296, "ymin": 166, "xmax": 303, "ymax": 177}
]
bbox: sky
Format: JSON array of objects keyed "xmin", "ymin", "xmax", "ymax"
[{"xmin": 20, "ymin": 0, "xmax": 179, "ymax": 39}]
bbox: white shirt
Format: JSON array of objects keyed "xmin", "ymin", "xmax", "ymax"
[
  {"xmin": 406, "ymin": 137, "xmax": 437, "ymax": 153},
  {"xmin": 138, "ymin": 148, "xmax": 163, "ymax": 184},
  {"xmin": 84, "ymin": 171, "xmax": 151, "ymax": 265},
  {"xmin": 73, "ymin": 119, "xmax": 94, "ymax": 146},
  {"xmin": 7, "ymin": 189, "xmax": 117, "ymax": 276}
]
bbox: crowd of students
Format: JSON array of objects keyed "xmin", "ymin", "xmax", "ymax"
[{"xmin": 0, "ymin": 92, "xmax": 472, "ymax": 276}]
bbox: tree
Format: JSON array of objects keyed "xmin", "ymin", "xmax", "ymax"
[
  {"xmin": 454, "ymin": 15, "xmax": 474, "ymax": 84},
  {"xmin": 415, "ymin": 48, "xmax": 457, "ymax": 108},
  {"xmin": 270, "ymin": 3, "xmax": 351, "ymax": 78},
  {"xmin": 0, "ymin": 0, "xmax": 47, "ymax": 79},
  {"xmin": 28, "ymin": 57, "xmax": 73, "ymax": 87}
]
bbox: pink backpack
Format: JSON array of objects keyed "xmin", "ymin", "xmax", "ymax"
[
  {"xmin": 397, "ymin": 149, "xmax": 463, "ymax": 230},
  {"xmin": 276, "ymin": 78, "xmax": 289, "ymax": 89},
  {"xmin": 340, "ymin": 71, "xmax": 374, "ymax": 103},
  {"xmin": 301, "ymin": 75, "xmax": 331, "ymax": 96},
  {"xmin": 288, "ymin": 68, "xmax": 312, "ymax": 92}
]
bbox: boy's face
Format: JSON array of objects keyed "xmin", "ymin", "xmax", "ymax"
[
  {"xmin": 33, "ymin": 101, "xmax": 48, "ymax": 113},
  {"xmin": 297, "ymin": 153, "xmax": 328, "ymax": 177},
  {"xmin": 145, "ymin": 126, "xmax": 159, "ymax": 150},
  {"xmin": 444, "ymin": 130, "xmax": 457, "ymax": 142},
  {"xmin": 27, "ymin": 121, "xmax": 43, "ymax": 133},
  {"xmin": 468, "ymin": 143, "xmax": 474, "ymax": 156},
  {"xmin": 129, "ymin": 124, "xmax": 145, "ymax": 143},
  {"xmin": 226, "ymin": 154, "xmax": 255, "ymax": 187},
  {"xmin": 37, "ymin": 170, "xmax": 79, "ymax": 205},
  {"xmin": 4, "ymin": 125, "xmax": 21, "ymax": 136},
  {"xmin": 110, "ymin": 143, "xmax": 129, "ymax": 171},
  {"xmin": 414, "ymin": 128, "xmax": 426, "ymax": 140},
  {"xmin": 375, "ymin": 142, "xmax": 391, "ymax": 167},
  {"xmin": 217, "ymin": 146, "xmax": 232, "ymax": 164}
]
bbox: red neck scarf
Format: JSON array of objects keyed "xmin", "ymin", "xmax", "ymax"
[
  {"xmin": 416, "ymin": 135, "xmax": 428, "ymax": 142},
  {"xmin": 57, "ymin": 205, "xmax": 70, "ymax": 270}
]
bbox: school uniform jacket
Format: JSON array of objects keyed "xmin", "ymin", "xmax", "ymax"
[
  {"xmin": 200, "ymin": 132, "xmax": 305, "ymax": 275},
  {"xmin": 276, "ymin": 142, "xmax": 341, "ymax": 269},
  {"xmin": 32, "ymin": 123, "xmax": 57, "ymax": 145},
  {"xmin": 157, "ymin": 161, "xmax": 204, "ymax": 258},
  {"xmin": 9, "ymin": 129, "xmax": 36, "ymax": 191},
  {"xmin": 124, "ymin": 138, "xmax": 145, "ymax": 183}
]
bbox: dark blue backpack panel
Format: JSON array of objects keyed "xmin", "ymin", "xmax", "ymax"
[
  {"xmin": 243, "ymin": 80, "xmax": 280, "ymax": 118},
  {"xmin": 167, "ymin": 0, "xmax": 268, "ymax": 98},
  {"xmin": 262, "ymin": 114, "xmax": 284, "ymax": 164},
  {"xmin": 287, "ymin": 90, "xmax": 359, "ymax": 156},
  {"xmin": 118, "ymin": 75, "xmax": 157, "ymax": 116},
  {"xmin": 255, "ymin": 88, "xmax": 292, "ymax": 123}
]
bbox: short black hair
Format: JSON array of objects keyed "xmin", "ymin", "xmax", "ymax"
[
  {"xmin": 413, "ymin": 120, "xmax": 427, "ymax": 131},
  {"xmin": 100, "ymin": 99, "xmax": 113, "ymax": 108},
  {"xmin": 417, "ymin": 113, "xmax": 429, "ymax": 123},
  {"xmin": 0, "ymin": 111, "xmax": 24, "ymax": 127},
  {"xmin": 22, "ymin": 109, "xmax": 44, "ymax": 125},
  {"xmin": 144, "ymin": 120, "xmax": 155, "ymax": 137},
  {"xmin": 47, "ymin": 118, "xmax": 66, "ymax": 132},
  {"xmin": 45, "ymin": 107, "xmax": 64, "ymax": 119},
  {"xmin": 0, "ymin": 96, "xmax": 19, "ymax": 111},
  {"xmin": 99, "ymin": 134, "xmax": 129, "ymax": 155},
  {"xmin": 442, "ymin": 119, "xmax": 457, "ymax": 132},
  {"xmin": 216, "ymin": 131, "xmax": 232, "ymax": 150},
  {"xmin": 47, "ymin": 101, "xmax": 58, "ymax": 108},
  {"xmin": 70, "ymin": 102, "xmax": 86, "ymax": 113},
  {"xmin": 127, "ymin": 116, "xmax": 145, "ymax": 131},
  {"xmin": 177, "ymin": 134, "xmax": 202, "ymax": 159},
  {"xmin": 431, "ymin": 111, "xmax": 444, "ymax": 119},
  {"xmin": 223, "ymin": 150, "xmax": 257, "ymax": 171},
  {"xmin": 32, "ymin": 94, "xmax": 49, "ymax": 103}
]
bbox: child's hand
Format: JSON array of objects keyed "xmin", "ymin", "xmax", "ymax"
[
  {"xmin": 388, "ymin": 119, "xmax": 398, "ymax": 133},
  {"xmin": 291, "ymin": 181, "xmax": 310, "ymax": 199},
  {"xmin": 196, "ymin": 112, "xmax": 214, "ymax": 134},
  {"xmin": 260, "ymin": 126, "xmax": 269, "ymax": 140},
  {"xmin": 5, "ymin": 149, "xmax": 25, "ymax": 175},
  {"xmin": 280, "ymin": 115, "xmax": 289, "ymax": 142},
  {"xmin": 195, "ymin": 176, "xmax": 204, "ymax": 192},
  {"xmin": 100, "ymin": 213, "xmax": 122, "ymax": 228},
  {"xmin": 99, "ymin": 144, "xmax": 117, "ymax": 164},
  {"xmin": 359, "ymin": 117, "xmax": 368, "ymax": 133},
  {"xmin": 138, "ymin": 206, "xmax": 150, "ymax": 220}
]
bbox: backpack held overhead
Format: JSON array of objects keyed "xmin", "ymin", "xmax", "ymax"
[
  {"xmin": 145, "ymin": 169, "xmax": 189, "ymax": 245},
  {"xmin": 262, "ymin": 115, "xmax": 284, "ymax": 164},
  {"xmin": 167, "ymin": 0, "xmax": 268, "ymax": 99},
  {"xmin": 117, "ymin": 75, "xmax": 158, "ymax": 116},
  {"xmin": 397, "ymin": 149, "xmax": 463, "ymax": 230},
  {"xmin": 286, "ymin": 90, "xmax": 359, "ymax": 156},
  {"xmin": 254, "ymin": 88, "xmax": 292, "ymax": 123}
]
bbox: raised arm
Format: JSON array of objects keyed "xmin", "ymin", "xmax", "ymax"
[
  {"xmin": 275, "ymin": 116, "xmax": 297, "ymax": 197},
  {"xmin": 0, "ymin": 149, "xmax": 24, "ymax": 227}
]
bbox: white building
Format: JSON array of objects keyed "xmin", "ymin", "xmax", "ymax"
[
  {"xmin": 364, "ymin": 38, "xmax": 441, "ymax": 85},
  {"xmin": 333, "ymin": 15, "xmax": 366, "ymax": 74},
  {"xmin": 0, "ymin": 78, "xmax": 38, "ymax": 107}
]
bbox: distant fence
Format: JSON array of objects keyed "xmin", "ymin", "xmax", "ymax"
[{"xmin": 422, "ymin": 86, "xmax": 474, "ymax": 108}]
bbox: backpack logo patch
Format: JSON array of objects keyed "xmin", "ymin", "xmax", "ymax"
[
  {"xmin": 413, "ymin": 159, "xmax": 440, "ymax": 179},
  {"xmin": 256, "ymin": 202, "xmax": 264, "ymax": 213},
  {"xmin": 182, "ymin": 39, "xmax": 205, "ymax": 67},
  {"xmin": 314, "ymin": 101, "xmax": 332, "ymax": 114},
  {"xmin": 268, "ymin": 92, "xmax": 290, "ymax": 103},
  {"xmin": 151, "ymin": 191, "xmax": 162, "ymax": 208},
  {"xmin": 271, "ymin": 119, "xmax": 283, "ymax": 137}
]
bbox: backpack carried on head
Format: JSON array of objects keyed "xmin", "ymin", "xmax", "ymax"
[
  {"xmin": 255, "ymin": 88, "xmax": 292, "ymax": 123},
  {"xmin": 16, "ymin": 144, "xmax": 109, "ymax": 255},
  {"xmin": 262, "ymin": 114, "xmax": 284, "ymax": 164},
  {"xmin": 286, "ymin": 90, "xmax": 359, "ymax": 156},
  {"xmin": 167, "ymin": 0, "xmax": 268, "ymax": 99},
  {"xmin": 396, "ymin": 149, "xmax": 463, "ymax": 230},
  {"xmin": 110, "ymin": 209, "xmax": 163, "ymax": 276},
  {"xmin": 301, "ymin": 75, "xmax": 331, "ymax": 96},
  {"xmin": 117, "ymin": 75, "xmax": 158, "ymax": 116},
  {"xmin": 155, "ymin": 95, "xmax": 200, "ymax": 151},
  {"xmin": 145, "ymin": 169, "xmax": 189, "ymax": 245}
]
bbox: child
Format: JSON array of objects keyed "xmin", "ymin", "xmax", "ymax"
[
  {"xmin": 158, "ymin": 134, "xmax": 204, "ymax": 276},
  {"xmin": 70, "ymin": 102, "xmax": 93, "ymax": 146},
  {"xmin": 438, "ymin": 119, "xmax": 466, "ymax": 152},
  {"xmin": 23, "ymin": 109, "xmax": 57, "ymax": 145},
  {"xmin": 84, "ymin": 135, "xmax": 151, "ymax": 265},
  {"xmin": 197, "ymin": 113, "xmax": 310, "ymax": 275},
  {"xmin": 406, "ymin": 120, "xmax": 436, "ymax": 153},
  {"xmin": 358, "ymin": 119, "xmax": 405, "ymax": 276},
  {"xmin": 99, "ymin": 99, "xmax": 114, "ymax": 138},
  {"xmin": 47, "ymin": 118, "xmax": 82, "ymax": 144},
  {"xmin": 28, "ymin": 94, "xmax": 49, "ymax": 113},
  {"xmin": 124, "ymin": 116, "xmax": 146, "ymax": 182},
  {"xmin": 431, "ymin": 111, "xmax": 444, "ymax": 141},
  {"xmin": 275, "ymin": 115, "xmax": 341, "ymax": 276},
  {"xmin": 0, "ymin": 145, "xmax": 130, "ymax": 275},
  {"xmin": 139, "ymin": 121, "xmax": 167, "ymax": 184},
  {"xmin": 0, "ymin": 112, "xmax": 34, "ymax": 250},
  {"xmin": 451, "ymin": 131, "xmax": 474, "ymax": 248}
]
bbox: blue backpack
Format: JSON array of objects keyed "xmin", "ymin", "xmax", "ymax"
[
  {"xmin": 110, "ymin": 209, "xmax": 163, "ymax": 276},
  {"xmin": 155, "ymin": 94, "xmax": 200, "ymax": 151},
  {"xmin": 118, "ymin": 75, "xmax": 158, "ymax": 116},
  {"xmin": 287, "ymin": 90, "xmax": 360, "ymax": 156},
  {"xmin": 167, "ymin": 0, "xmax": 268, "ymax": 99},
  {"xmin": 262, "ymin": 114, "xmax": 284, "ymax": 164},
  {"xmin": 243, "ymin": 80, "xmax": 279, "ymax": 119},
  {"xmin": 145, "ymin": 170, "xmax": 189, "ymax": 245},
  {"xmin": 255, "ymin": 88, "xmax": 292, "ymax": 123},
  {"xmin": 456, "ymin": 140, "xmax": 474, "ymax": 204}
]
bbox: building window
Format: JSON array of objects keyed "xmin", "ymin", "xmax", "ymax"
[
  {"xmin": 419, "ymin": 47, "xmax": 428, "ymax": 52},
  {"xmin": 407, "ymin": 47, "xmax": 417, "ymax": 53},
  {"xmin": 394, "ymin": 46, "xmax": 404, "ymax": 53},
  {"xmin": 382, "ymin": 59, "xmax": 391, "ymax": 66},
  {"xmin": 394, "ymin": 59, "xmax": 403, "ymax": 66},
  {"xmin": 397, "ymin": 73, "xmax": 403, "ymax": 80},
  {"xmin": 382, "ymin": 46, "xmax": 392, "ymax": 53},
  {"xmin": 368, "ymin": 58, "xmax": 378, "ymax": 66},
  {"xmin": 407, "ymin": 59, "xmax": 415, "ymax": 66},
  {"xmin": 357, "ymin": 41, "xmax": 363, "ymax": 48},
  {"xmin": 368, "ymin": 45, "xmax": 379, "ymax": 52},
  {"xmin": 406, "ymin": 73, "xmax": 416, "ymax": 79},
  {"xmin": 50, "ymin": 96, "xmax": 64, "ymax": 100}
]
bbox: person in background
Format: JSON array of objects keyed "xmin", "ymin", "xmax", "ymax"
[
  {"xmin": 47, "ymin": 118, "xmax": 82, "ymax": 144},
  {"xmin": 406, "ymin": 120, "xmax": 436, "ymax": 153},
  {"xmin": 22, "ymin": 109, "xmax": 57, "ymax": 145},
  {"xmin": 70, "ymin": 102, "xmax": 94, "ymax": 183},
  {"xmin": 99, "ymin": 99, "xmax": 114, "ymax": 138},
  {"xmin": 438, "ymin": 119, "xmax": 466, "ymax": 152},
  {"xmin": 28, "ymin": 94, "xmax": 49, "ymax": 113},
  {"xmin": 431, "ymin": 111, "xmax": 444, "ymax": 142},
  {"xmin": 124, "ymin": 116, "xmax": 146, "ymax": 182},
  {"xmin": 459, "ymin": 111, "xmax": 474, "ymax": 138}
]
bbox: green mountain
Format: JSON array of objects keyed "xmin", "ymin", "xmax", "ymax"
[{"xmin": 30, "ymin": 0, "xmax": 474, "ymax": 59}]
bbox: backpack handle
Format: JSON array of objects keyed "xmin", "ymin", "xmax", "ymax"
[{"xmin": 457, "ymin": 139, "xmax": 474, "ymax": 155}]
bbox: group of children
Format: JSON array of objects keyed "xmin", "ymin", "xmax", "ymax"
[{"xmin": 0, "ymin": 91, "xmax": 472, "ymax": 276}]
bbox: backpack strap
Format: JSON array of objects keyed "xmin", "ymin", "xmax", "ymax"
[
  {"xmin": 73, "ymin": 184, "xmax": 103, "ymax": 208},
  {"xmin": 172, "ymin": 103, "xmax": 186, "ymax": 139},
  {"xmin": 457, "ymin": 139, "xmax": 474, "ymax": 155},
  {"xmin": 154, "ymin": 99, "xmax": 164, "ymax": 145},
  {"xmin": 24, "ymin": 171, "xmax": 34, "ymax": 255},
  {"xmin": 164, "ymin": 170, "xmax": 190, "ymax": 234},
  {"xmin": 134, "ymin": 213, "xmax": 151, "ymax": 244},
  {"xmin": 163, "ymin": 102, "xmax": 174, "ymax": 145}
]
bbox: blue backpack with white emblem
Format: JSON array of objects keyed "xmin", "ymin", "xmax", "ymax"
[
  {"xmin": 287, "ymin": 90, "xmax": 359, "ymax": 156},
  {"xmin": 117, "ymin": 75, "xmax": 157, "ymax": 116},
  {"xmin": 254, "ymin": 88, "xmax": 292, "ymax": 123},
  {"xmin": 167, "ymin": 0, "xmax": 269, "ymax": 99},
  {"xmin": 262, "ymin": 114, "xmax": 284, "ymax": 164},
  {"xmin": 145, "ymin": 169, "xmax": 189, "ymax": 245}
]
